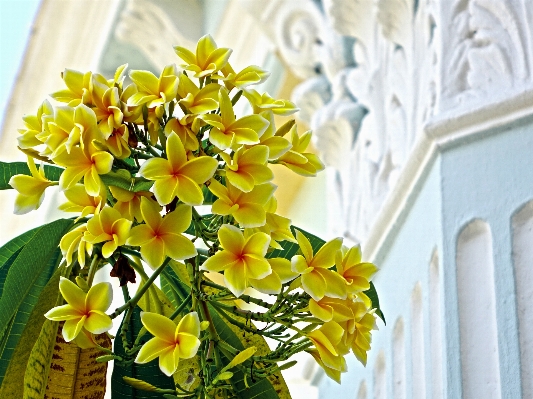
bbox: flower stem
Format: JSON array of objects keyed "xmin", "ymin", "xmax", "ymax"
[{"xmin": 109, "ymin": 257, "xmax": 171, "ymax": 319}]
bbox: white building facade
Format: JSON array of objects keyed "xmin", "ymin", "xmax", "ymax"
[{"xmin": 1, "ymin": 1, "xmax": 532, "ymax": 398}]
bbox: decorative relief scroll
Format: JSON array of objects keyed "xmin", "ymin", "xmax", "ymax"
[
  {"xmin": 439, "ymin": 0, "xmax": 533, "ymax": 110},
  {"xmin": 250, "ymin": 0, "xmax": 533, "ymax": 243},
  {"xmin": 288, "ymin": 0, "xmax": 439, "ymax": 242},
  {"xmin": 114, "ymin": 0, "xmax": 199, "ymax": 69}
]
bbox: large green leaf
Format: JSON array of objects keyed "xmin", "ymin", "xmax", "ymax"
[
  {"xmin": 0, "ymin": 226, "xmax": 39, "ymax": 266},
  {"xmin": 0, "ymin": 218, "xmax": 73, "ymax": 385},
  {"xmin": 0, "ymin": 268, "xmax": 61, "ymax": 397},
  {"xmin": 208, "ymin": 305, "xmax": 292, "ymax": 399},
  {"xmin": 268, "ymin": 226, "xmax": 385, "ymax": 323},
  {"xmin": 0, "ymin": 161, "xmax": 64, "ymax": 190},
  {"xmin": 111, "ymin": 306, "xmax": 176, "ymax": 398}
]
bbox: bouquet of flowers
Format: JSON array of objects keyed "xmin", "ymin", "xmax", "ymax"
[{"xmin": 0, "ymin": 35, "xmax": 384, "ymax": 399}]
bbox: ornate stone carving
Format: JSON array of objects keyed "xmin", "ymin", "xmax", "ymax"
[
  {"xmin": 292, "ymin": 0, "xmax": 438, "ymax": 242},
  {"xmin": 114, "ymin": 0, "xmax": 199, "ymax": 69},
  {"xmin": 439, "ymin": 0, "xmax": 532, "ymax": 110}
]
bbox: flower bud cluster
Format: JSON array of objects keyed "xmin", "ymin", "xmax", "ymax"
[{"xmin": 11, "ymin": 35, "xmax": 381, "ymax": 395}]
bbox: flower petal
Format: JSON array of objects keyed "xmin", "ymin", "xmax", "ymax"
[
  {"xmin": 301, "ymin": 271, "xmax": 327, "ymax": 301},
  {"xmin": 59, "ymin": 277, "xmax": 87, "ymax": 312},
  {"xmin": 218, "ymin": 224, "xmax": 244, "ymax": 254},
  {"xmin": 44, "ymin": 304, "xmax": 81, "ymax": 321},
  {"xmin": 140, "ymin": 312, "xmax": 176, "ymax": 342},
  {"xmin": 176, "ymin": 333, "xmax": 200, "ymax": 359},
  {"xmin": 159, "ymin": 346, "xmax": 179, "ymax": 376},
  {"xmin": 135, "ymin": 337, "xmax": 172, "ymax": 364},
  {"xmin": 201, "ymin": 250, "xmax": 239, "ymax": 272},
  {"xmin": 62, "ymin": 316, "xmax": 86, "ymax": 341},
  {"xmin": 224, "ymin": 262, "xmax": 247, "ymax": 297},
  {"xmin": 86, "ymin": 282, "xmax": 113, "ymax": 312},
  {"xmin": 311, "ymin": 237, "xmax": 343, "ymax": 269},
  {"xmin": 249, "ymin": 272, "xmax": 281, "ymax": 295},
  {"xmin": 162, "ymin": 233, "xmax": 197, "ymax": 261},
  {"xmin": 178, "ymin": 156, "xmax": 218, "ymax": 184},
  {"xmin": 84, "ymin": 310, "xmax": 113, "ymax": 334},
  {"xmin": 160, "ymin": 204, "xmax": 192, "ymax": 234},
  {"xmin": 141, "ymin": 237, "xmax": 166, "ymax": 268},
  {"xmin": 175, "ymin": 175, "xmax": 204, "ymax": 206},
  {"xmin": 177, "ymin": 311, "xmax": 201, "ymax": 337}
]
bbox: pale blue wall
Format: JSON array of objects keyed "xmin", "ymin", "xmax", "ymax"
[{"xmin": 316, "ymin": 117, "xmax": 533, "ymax": 398}]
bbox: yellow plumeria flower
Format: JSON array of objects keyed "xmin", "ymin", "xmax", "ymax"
[
  {"xmin": 38, "ymin": 104, "xmax": 101, "ymax": 158},
  {"xmin": 200, "ymin": 224, "xmax": 271, "ymax": 297},
  {"xmin": 164, "ymin": 117, "xmax": 199, "ymax": 151},
  {"xmin": 209, "ymin": 179, "xmax": 276, "ymax": 228},
  {"xmin": 9, "ymin": 156, "xmax": 56, "ymax": 215},
  {"xmin": 308, "ymin": 348, "xmax": 346, "ymax": 384},
  {"xmin": 91, "ymin": 78, "xmax": 124, "ymax": 138},
  {"xmin": 58, "ymin": 184, "xmax": 103, "ymax": 219},
  {"xmin": 60, "ymin": 224, "xmax": 92, "ymax": 267},
  {"xmin": 120, "ymin": 83, "xmax": 144, "ymax": 123},
  {"xmin": 105, "ymin": 124, "xmax": 131, "ymax": 159},
  {"xmin": 201, "ymin": 87, "xmax": 269, "ymax": 150},
  {"xmin": 84, "ymin": 206, "xmax": 132, "ymax": 258},
  {"xmin": 139, "ymin": 132, "xmax": 218, "ymax": 206},
  {"xmin": 17, "ymin": 99, "xmax": 53, "ymax": 149},
  {"xmin": 215, "ymin": 63, "xmax": 270, "ymax": 90},
  {"xmin": 127, "ymin": 64, "xmax": 179, "ymax": 109},
  {"xmin": 249, "ymin": 258, "xmax": 299, "ymax": 295},
  {"xmin": 336, "ymin": 302, "xmax": 376, "ymax": 366},
  {"xmin": 291, "ymin": 231, "xmax": 345, "ymax": 301},
  {"xmin": 243, "ymin": 89, "xmax": 299, "ymax": 116},
  {"xmin": 127, "ymin": 198, "xmax": 196, "ymax": 268},
  {"xmin": 50, "ymin": 68, "xmax": 92, "ymax": 106},
  {"xmin": 177, "ymin": 73, "xmax": 220, "ymax": 114},
  {"xmin": 174, "ymin": 34, "xmax": 232, "ymax": 78},
  {"xmin": 252, "ymin": 197, "xmax": 296, "ymax": 249},
  {"xmin": 109, "ymin": 185, "xmax": 155, "ymax": 222},
  {"xmin": 53, "ymin": 138, "xmax": 114, "ymax": 197},
  {"xmin": 307, "ymin": 321, "xmax": 347, "ymax": 375},
  {"xmin": 135, "ymin": 311, "xmax": 201, "ymax": 377},
  {"xmin": 219, "ymin": 145, "xmax": 273, "ymax": 192},
  {"xmin": 277, "ymin": 125, "xmax": 324, "ymax": 177},
  {"xmin": 336, "ymin": 245, "xmax": 378, "ymax": 294},
  {"xmin": 44, "ymin": 277, "xmax": 113, "ymax": 342},
  {"xmin": 309, "ymin": 297, "xmax": 356, "ymax": 323},
  {"xmin": 249, "ymin": 111, "xmax": 292, "ymax": 160}
]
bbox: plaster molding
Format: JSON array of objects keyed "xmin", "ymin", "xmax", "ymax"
[
  {"xmin": 364, "ymin": 87, "xmax": 533, "ymax": 262},
  {"xmin": 114, "ymin": 0, "xmax": 196, "ymax": 69},
  {"xmin": 284, "ymin": 0, "xmax": 533, "ymax": 246},
  {"xmin": 288, "ymin": 0, "xmax": 437, "ymax": 242}
]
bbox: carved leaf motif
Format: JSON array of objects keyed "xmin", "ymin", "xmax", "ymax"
[
  {"xmin": 377, "ymin": 0, "xmax": 412, "ymax": 49},
  {"xmin": 324, "ymin": 0, "xmax": 375, "ymax": 44}
]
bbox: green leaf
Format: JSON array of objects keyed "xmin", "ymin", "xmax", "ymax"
[
  {"xmin": 0, "ymin": 161, "xmax": 64, "ymax": 190},
  {"xmin": 0, "ymin": 268, "xmax": 61, "ymax": 397},
  {"xmin": 111, "ymin": 306, "xmax": 176, "ymax": 398},
  {"xmin": 101, "ymin": 169, "xmax": 154, "ymax": 192},
  {"xmin": 0, "ymin": 218, "xmax": 73, "ymax": 385},
  {"xmin": 208, "ymin": 305, "xmax": 292, "ymax": 399},
  {"xmin": 0, "ymin": 249, "xmax": 63, "ymax": 384},
  {"xmin": 202, "ymin": 185, "xmax": 218, "ymax": 205},
  {"xmin": 365, "ymin": 281, "xmax": 385, "ymax": 324},
  {"xmin": 268, "ymin": 226, "xmax": 386, "ymax": 324}
]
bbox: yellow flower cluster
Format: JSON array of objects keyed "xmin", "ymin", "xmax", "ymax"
[{"xmin": 11, "ymin": 35, "xmax": 380, "ymax": 385}]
